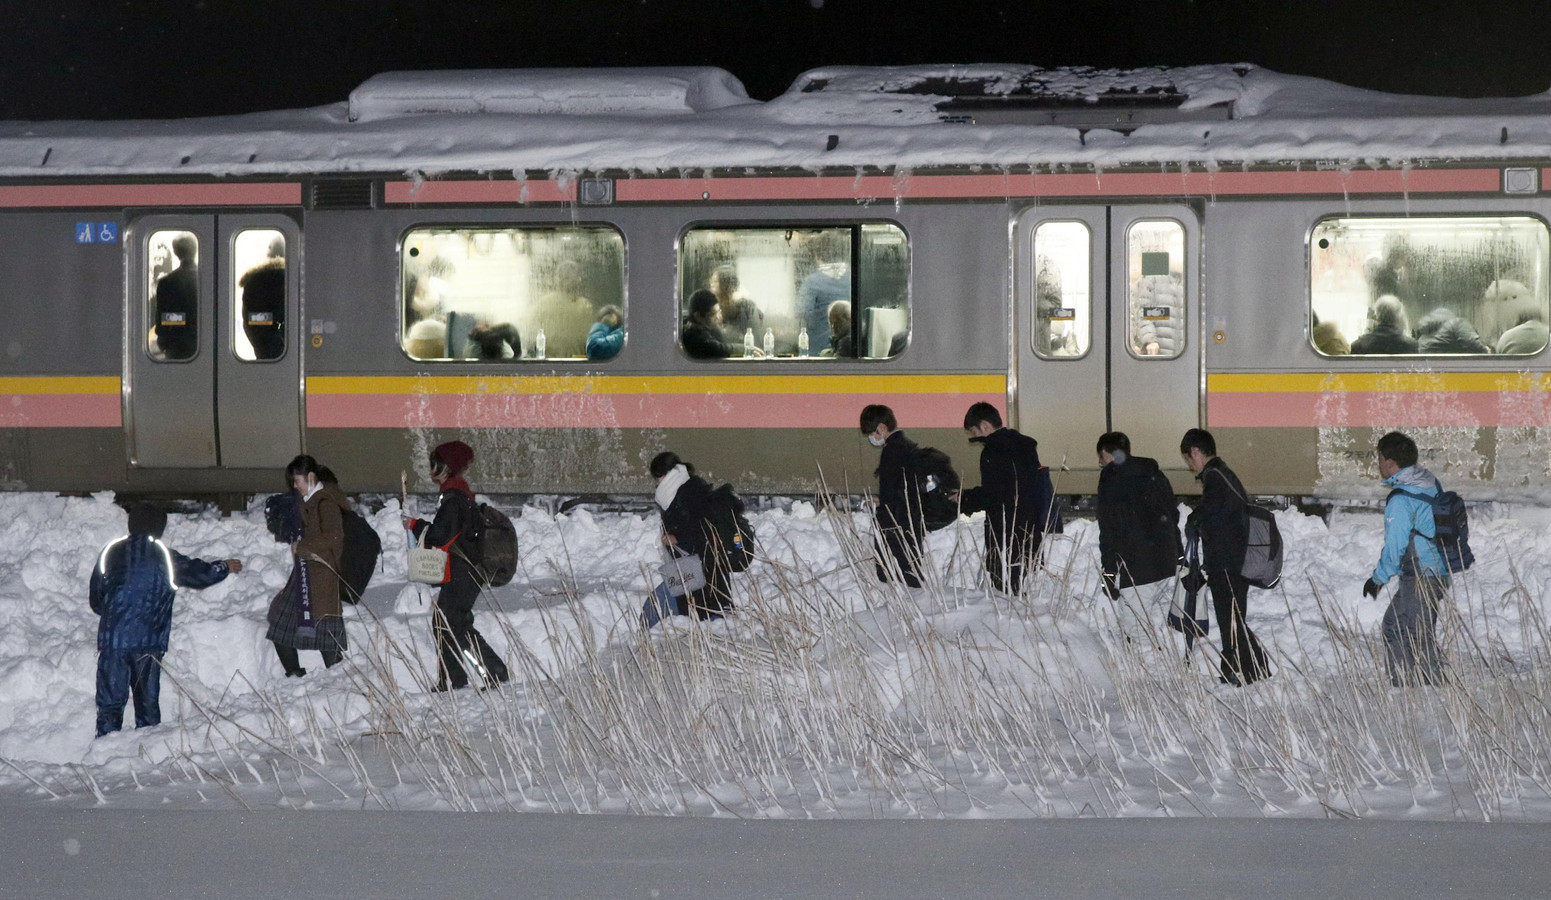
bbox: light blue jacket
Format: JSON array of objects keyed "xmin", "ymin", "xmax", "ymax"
[
  {"xmin": 586, "ymin": 322, "xmax": 623, "ymax": 360},
  {"xmin": 1373, "ymin": 465, "xmax": 1446, "ymax": 583}
]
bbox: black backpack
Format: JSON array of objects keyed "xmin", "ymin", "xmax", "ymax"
[
  {"xmin": 338, "ymin": 508, "xmax": 381, "ymax": 604},
  {"xmin": 1389, "ymin": 478, "xmax": 1474, "ymax": 573},
  {"xmin": 912, "ymin": 446, "xmax": 962, "ymax": 532},
  {"xmin": 475, "ymin": 502, "xmax": 519, "ymax": 586},
  {"xmin": 707, "ymin": 484, "xmax": 756, "ymax": 572},
  {"xmin": 263, "ymin": 492, "xmax": 302, "ymax": 543}
]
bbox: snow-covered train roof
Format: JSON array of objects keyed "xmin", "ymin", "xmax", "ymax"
[{"xmin": 5, "ymin": 64, "xmax": 1551, "ymax": 178}]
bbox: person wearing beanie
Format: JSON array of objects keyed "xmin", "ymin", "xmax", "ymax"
[
  {"xmin": 403, "ymin": 441, "xmax": 509, "ymax": 690},
  {"xmin": 89, "ymin": 503, "xmax": 241, "ymax": 737}
]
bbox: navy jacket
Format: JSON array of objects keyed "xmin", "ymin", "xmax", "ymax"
[
  {"xmin": 1185, "ymin": 457, "xmax": 1250, "ymax": 573},
  {"xmin": 89, "ymin": 536, "xmax": 230, "ymax": 652},
  {"xmin": 960, "ymin": 427, "xmax": 1045, "ymax": 539},
  {"xmin": 875, "ymin": 430, "xmax": 925, "ymax": 537}
]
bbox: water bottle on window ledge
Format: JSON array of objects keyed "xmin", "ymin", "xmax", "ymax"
[
  {"xmin": 763, "ymin": 328, "xmax": 775, "ymax": 357},
  {"xmin": 535, "ymin": 328, "xmax": 546, "ymax": 359},
  {"xmin": 797, "ymin": 326, "xmax": 810, "ymax": 357},
  {"xmin": 743, "ymin": 328, "xmax": 755, "ymax": 356}
]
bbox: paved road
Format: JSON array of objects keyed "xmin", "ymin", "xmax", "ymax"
[{"xmin": 2, "ymin": 810, "xmax": 1547, "ymax": 898}]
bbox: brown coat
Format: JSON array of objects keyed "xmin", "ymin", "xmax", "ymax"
[{"xmin": 295, "ymin": 483, "xmax": 350, "ymax": 620}]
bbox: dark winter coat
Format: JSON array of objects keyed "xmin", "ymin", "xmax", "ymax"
[
  {"xmin": 682, "ymin": 319, "xmax": 732, "ymax": 359},
  {"xmin": 875, "ymin": 430, "xmax": 925, "ymax": 538},
  {"xmin": 1097, "ymin": 454, "xmax": 1183, "ymax": 587},
  {"xmin": 1415, "ymin": 309, "xmax": 1490, "ymax": 354},
  {"xmin": 1186, "ymin": 457, "xmax": 1250, "ymax": 574},
  {"xmin": 90, "ymin": 536, "xmax": 230, "ymax": 652},
  {"xmin": 239, "ymin": 256, "xmax": 286, "ymax": 360},
  {"xmin": 659, "ymin": 473, "xmax": 734, "ymax": 616},
  {"xmin": 296, "ymin": 484, "xmax": 350, "ymax": 621},
  {"xmin": 154, "ymin": 264, "xmax": 199, "ymax": 360},
  {"xmin": 410, "ymin": 478, "xmax": 484, "ymax": 610},
  {"xmin": 959, "ymin": 427, "xmax": 1046, "ymax": 547},
  {"xmin": 1350, "ymin": 324, "xmax": 1418, "ymax": 355}
]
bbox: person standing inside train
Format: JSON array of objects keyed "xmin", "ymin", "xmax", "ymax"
[
  {"xmin": 861, "ymin": 404, "xmax": 924, "ymax": 588},
  {"xmin": 153, "ymin": 234, "xmax": 199, "ymax": 360},
  {"xmin": 951, "ymin": 402, "xmax": 1048, "ymax": 594},
  {"xmin": 650, "ymin": 451, "xmax": 734, "ymax": 620},
  {"xmin": 402, "ymin": 441, "xmax": 509, "ymax": 691},
  {"xmin": 90, "ymin": 503, "xmax": 241, "ymax": 737},
  {"xmin": 1179, "ymin": 429, "xmax": 1270, "ymax": 686},
  {"xmin": 267, "ymin": 455, "xmax": 351, "ymax": 677},
  {"xmin": 239, "ymin": 235, "xmax": 286, "ymax": 360}
]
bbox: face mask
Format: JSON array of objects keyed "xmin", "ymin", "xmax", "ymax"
[{"xmin": 868, "ymin": 433, "xmax": 887, "ymax": 447}]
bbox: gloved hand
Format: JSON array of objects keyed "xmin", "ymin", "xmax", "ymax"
[
  {"xmin": 1362, "ymin": 578, "xmax": 1381, "ymax": 600},
  {"xmin": 1101, "ymin": 574, "xmax": 1121, "ymax": 601}
]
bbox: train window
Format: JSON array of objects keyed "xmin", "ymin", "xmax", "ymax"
[
  {"xmin": 400, "ymin": 226, "xmax": 625, "ymax": 362},
  {"xmin": 678, "ymin": 223, "xmax": 909, "ymax": 360},
  {"xmin": 1126, "ymin": 220, "xmax": 1186, "ymax": 360},
  {"xmin": 1031, "ymin": 221, "xmax": 1091, "ymax": 359},
  {"xmin": 233, "ymin": 230, "xmax": 286, "ymax": 361},
  {"xmin": 1310, "ymin": 216, "xmax": 1550, "ymax": 357},
  {"xmin": 147, "ymin": 230, "xmax": 199, "ymax": 362}
]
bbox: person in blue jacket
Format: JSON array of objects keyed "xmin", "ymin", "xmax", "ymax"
[
  {"xmin": 1363, "ymin": 431, "xmax": 1449, "ymax": 686},
  {"xmin": 89, "ymin": 503, "xmax": 242, "ymax": 737},
  {"xmin": 586, "ymin": 305, "xmax": 623, "ymax": 360}
]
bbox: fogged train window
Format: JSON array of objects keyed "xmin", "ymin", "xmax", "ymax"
[
  {"xmin": 401, "ymin": 226, "xmax": 625, "ymax": 362},
  {"xmin": 1032, "ymin": 221, "xmax": 1091, "ymax": 359},
  {"xmin": 678, "ymin": 224, "xmax": 909, "ymax": 360},
  {"xmin": 1310, "ymin": 216, "xmax": 1551, "ymax": 357}
]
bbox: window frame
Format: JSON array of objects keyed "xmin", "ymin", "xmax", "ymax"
[
  {"xmin": 1029, "ymin": 219, "xmax": 1095, "ymax": 362},
  {"xmin": 1123, "ymin": 218, "xmax": 1189, "ymax": 362},
  {"xmin": 145, "ymin": 228, "xmax": 201, "ymax": 365},
  {"xmin": 673, "ymin": 219, "xmax": 913, "ymax": 363},
  {"xmin": 395, "ymin": 221, "xmax": 628, "ymax": 365}
]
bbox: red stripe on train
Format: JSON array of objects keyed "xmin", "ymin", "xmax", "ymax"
[
  {"xmin": 0, "ymin": 394, "xmax": 121, "ymax": 427},
  {"xmin": 0, "ymin": 183, "xmax": 301, "ymax": 208},
  {"xmin": 383, "ymin": 181, "xmax": 577, "ymax": 204},
  {"xmin": 307, "ymin": 391, "xmax": 1001, "ymax": 429},
  {"xmin": 1209, "ymin": 390, "xmax": 1551, "ymax": 428}
]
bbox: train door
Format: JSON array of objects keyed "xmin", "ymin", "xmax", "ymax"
[
  {"xmin": 1014, "ymin": 205, "xmax": 1201, "ymax": 489},
  {"xmin": 127, "ymin": 214, "xmax": 301, "ymax": 469}
]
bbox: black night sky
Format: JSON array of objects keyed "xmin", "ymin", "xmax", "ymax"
[{"xmin": 6, "ymin": 0, "xmax": 1551, "ymax": 121}]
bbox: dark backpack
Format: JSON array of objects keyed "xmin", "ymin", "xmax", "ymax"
[
  {"xmin": 707, "ymin": 484, "xmax": 757, "ymax": 572},
  {"xmin": 1142, "ymin": 467, "xmax": 1182, "ymax": 558},
  {"xmin": 912, "ymin": 446, "xmax": 962, "ymax": 532},
  {"xmin": 1031, "ymin": 465, "xmax": 1064, "ymax": 535},
  {"xmin": 1389, "ymin": 478, "xmax": 1474, "ymax": 573},
  {"xmin": 264, "ymin": 492, "xmax": 302, "ymax": 543},
  {"xmin": 474, "ymin": 502, "xmax": 519, "ymax": 586},
  {"xmin": 338, "ymin": 508, "xmax": 381, "ymax": 604}
]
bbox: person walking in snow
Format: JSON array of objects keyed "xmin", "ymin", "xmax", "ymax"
[
  {"xmin": 402, "ymin": 441, "xmax": 509, "ymax": 691},
  {"xmin": 951, "ymin": 402, "xmax": 1049, "ymax": 593},
  {"xmin": 861, "ymin": 404, "xmax": 925, "ymax": 588},
  {"xmin": 90, "ymin": 503, "xmax": 241, "ymax": 737},
  {"xmin": 1363, "ymin": 431, "xmax": 1449, "ymax": 686},
  {"xmin": 1096, "ymin": 431, "xmax": 1184, "ymax": 641},
  {"xmin": 650, "ymin": 451, "xmax": 734, "ymax": 620},
  {"xmin": 266, "ymin": 454, "xmax": 351, "ymax": 677},
  {"xmin": 1180, "ymin": 428, "xmax": 1270, "ymax": 686}
]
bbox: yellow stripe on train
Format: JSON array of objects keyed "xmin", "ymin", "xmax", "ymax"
[
  {"xmin": 306, "ymin": 373, "xmax": 1007, "ymax": 395},
  {"xmin": 1208, "ymin": 372, "xmax": 1551, "ymax": 393}
]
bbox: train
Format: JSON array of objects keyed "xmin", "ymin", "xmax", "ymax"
[{"xmin": 2, "ymin": 63, "xmax": 1549, "ymax": 500}]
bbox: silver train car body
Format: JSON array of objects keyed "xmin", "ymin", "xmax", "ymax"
[{"xmin": 3, "ymin": 64, "xmax": 1550, "ymax": 499}]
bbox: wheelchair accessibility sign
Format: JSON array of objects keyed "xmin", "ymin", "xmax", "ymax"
[{"xmin": 75, "ymin": 222, "xmax": 119, "ymax": 244}]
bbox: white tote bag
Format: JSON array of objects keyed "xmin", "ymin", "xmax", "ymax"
[
  {"xmin": 658, "ymin": 549, "xmax": 707, "ymax": 598},
  {"xmin": 407, "ymin": 530, "xmax": 452, "ymax": 585}
]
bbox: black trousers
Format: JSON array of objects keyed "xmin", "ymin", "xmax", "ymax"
[
  {"xmin": 96, "ymin": 649, "xmax": 163, "ymax": 736},
  {"xmin": 1206, "ymin": 570, "xmax": 1270, "ymax": 684},
  {"xmin": 434, "ymin": 580, "xmax": 509, "ymax": 688},
  {"xmin": 986, "ymin": 523, "xmax": 1041, "ymax": 594},
  {"xmin": 680, "ymin": 555, "xmax": 733, "ymax": 620},
  {"xmin": 874, "ymin": 517, "xmax": 924, "ymax": 588}
]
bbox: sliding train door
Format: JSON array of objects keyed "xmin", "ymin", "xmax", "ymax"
[
  {"xmin": 1014, "ymin": 205, "xmax": 1201, "ymax": 491},
  {"xmin": 127, "ymin": 214, "xmax": 301, "ymax": 469}
]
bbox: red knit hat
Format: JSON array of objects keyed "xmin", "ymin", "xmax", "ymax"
[{"xmin": 431, "ymin": 440, "xmax": 474, "ymax": 476}]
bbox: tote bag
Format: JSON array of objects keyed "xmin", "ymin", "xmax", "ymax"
[{"xmin": 407, "ymin": 530, "xmax": 457, "ymax": 585}]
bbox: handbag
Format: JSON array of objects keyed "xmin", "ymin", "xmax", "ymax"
[
  {"xmin": 658, "ymin": 549, "xmax": 706, "ymax": 598},
  {"xmin": 407, "ymin": 530, "xmax": 458, "ymax": 585}
]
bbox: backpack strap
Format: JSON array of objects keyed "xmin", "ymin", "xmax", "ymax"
[{"xmin": 1384, "ymin": 485, "xmax": 1437, "ymax": 557}]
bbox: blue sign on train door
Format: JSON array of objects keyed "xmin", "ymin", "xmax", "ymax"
[
  {"xmin": 97, "ymin": 223, "xmax": 118, "ymax": 243},
  {"xmin": 75, "ymin": 223, "xmax": 94, "ymax": 243}
]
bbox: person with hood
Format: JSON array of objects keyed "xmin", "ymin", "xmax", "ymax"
[
  {"xmin": 267, "ymin": 455, "xmax": 352, "ymax": 677},
  {"xmin": 239, "ymin": 235, "xmax": 286, "ymax": 360},
  {"xmin": 586, "ymin": 305, "xmax": 624, "ymax": 360},
  {"xmin": 951, "ymin": 402, "xmax": 1048, "ymax": 593},
  {"xmin": 402, "ymin": 441, "xmax": 509, "ymax": 690},
  {"xmin": 1350, "ymin": 295, "xmax": 1418, "ymax": 355},
  {"xmin": 1096, "ymin": 432, "xmax": 1184, "ymax": 641},
  {"xmin": 1363, "ymin": 431, "xmax": 1450, "ymax": 686},
  {"xmin": 1180, "ymin": 428, "xmax": 1271, "ymax": 686},
  {"xmin": 1414, "ymin": 307, "xmax": 1491, "ymax": 354},
  {"xmin": 90, "ymin": 503, "xmax": 241, "ymax": 736},
  {"xmin": 861, "ymin": 404, "xmax": 925, "ymax": 588},
  {"xmin": 650, "ymin": 451, "xmax": 733, "ymax": 620}
]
